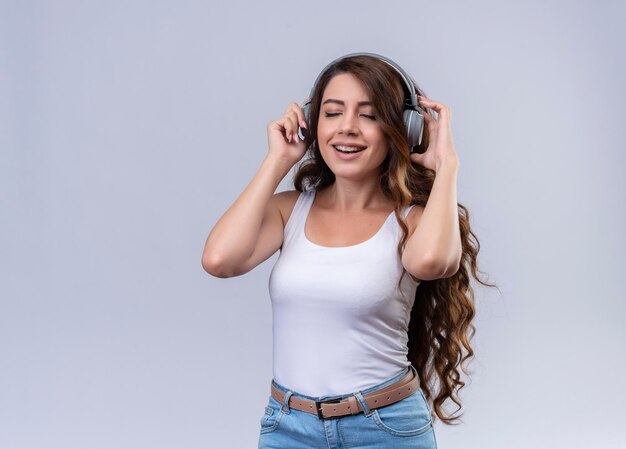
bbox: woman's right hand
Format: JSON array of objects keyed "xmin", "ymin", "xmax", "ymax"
[{"xmin": 266, "ymin": 99, "xmax": 309, "ymax": 168}]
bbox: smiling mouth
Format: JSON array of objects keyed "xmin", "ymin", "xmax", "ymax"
[{"xmin": 333, "ymin": 145, "xmax": 367, "ymax": 154}]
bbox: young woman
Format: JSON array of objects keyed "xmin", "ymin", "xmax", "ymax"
[{"xmin": 202, "ymin": 53, "xmax": 495, "ymax": 449}]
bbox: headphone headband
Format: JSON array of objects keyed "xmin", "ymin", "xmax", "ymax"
[{"xmin": 307, "ymin": 51, "xmax": 419, "ymax": 112}]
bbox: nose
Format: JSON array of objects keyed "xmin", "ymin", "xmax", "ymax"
[{"xmin": 337, "ymin": 110, "xmax": 360, "ymax": 135}]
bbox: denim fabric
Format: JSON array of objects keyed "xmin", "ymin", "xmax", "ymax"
[{"xmin": 258, "ymin": 365, "xmax": 438, "ymax": 449}]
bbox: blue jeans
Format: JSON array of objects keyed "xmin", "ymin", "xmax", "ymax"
[{"xmin": 258, "ymin": 365, "xmax": 438, "ymax": 449}]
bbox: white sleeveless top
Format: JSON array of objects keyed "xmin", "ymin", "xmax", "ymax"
[{"xmin": 268, "ymin": 190, "xmax": 420, "ymax": 397}]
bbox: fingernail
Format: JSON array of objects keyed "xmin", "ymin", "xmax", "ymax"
[{"xmin": 300, "ymin": 120, "xmax": 307, "ymax": 129}]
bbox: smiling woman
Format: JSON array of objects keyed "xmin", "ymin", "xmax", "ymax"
[
  {"xmin": 313, "ymin": 72, "xmax": 391, "ymax": 176},
  {"xmin": 201, "ymin": 52, "xmax": 497, "ymax": 449}
]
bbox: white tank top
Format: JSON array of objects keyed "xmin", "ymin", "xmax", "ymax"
[{"xmin": 268, "ymin": 190, "xmax": 420, "ymax": 397}]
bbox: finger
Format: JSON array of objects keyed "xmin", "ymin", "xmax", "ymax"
[
  {"xmin": 285, "ymin": 110, "xmax": 301, "ymax": 142},
  {"xmin": 289, "ymin": 101, "xmax": 308, "ymax": 129},
  {"xmin": 420, "ymin": 110, "xmax": 438, "ymax": 139},
  {"xmin": 277, "ymin": 117, "xmax": 295, "ymax": 142},
  {"xmin": 409, "ymin": 150, "xmax": 425, "ymax": 164},
  {"xmin": 418, "ymin": 97, "xmax": 449, "ymax": 120},
  {"xmin": 426, "ymin": 113, "xmax": 439, "ymax": 136},
  {"xmin": 418, "ymin": 104, "xmax": 437, "ymax": 122},
  {"xmin": 269, "ymin": 118, "xmax": 287, "ymax": 133},
  {"xmin": 421, "ymin": 107, "xmax": 434, "ymax": 123},
  {"xmin": 418, "ymin": 96, "xmax": 444, "ymax": 108},
  {"xmin": 285, "ymin": 103, "xmax": 302, "ymax": 127},
  {"xmin": 419, "ymin": 105, "xmax": 437, "ymax": 132}
]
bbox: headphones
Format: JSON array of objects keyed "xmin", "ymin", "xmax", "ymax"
[{"xmin": 298, "ymin": 51, "xmax": 426, "ymax": 154}]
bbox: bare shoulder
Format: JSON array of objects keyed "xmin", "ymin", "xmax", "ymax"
[{"xmin": 273, "ymin": 190, "xmax": 302, "ymax": 230}]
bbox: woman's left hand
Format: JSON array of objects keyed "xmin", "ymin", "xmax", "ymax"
[{"xmin": 410, "ymin": 96, "xmax": 459, "ymax": 172}]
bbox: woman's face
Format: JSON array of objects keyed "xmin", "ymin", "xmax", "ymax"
[{"xmin": 317, "ymin": 72, "xmax": 389, "ymax": 180}]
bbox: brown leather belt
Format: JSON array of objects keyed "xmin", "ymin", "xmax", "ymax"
[{"xmin": 270, "ymin": 367, "xmax": 420, "ymax": 420}]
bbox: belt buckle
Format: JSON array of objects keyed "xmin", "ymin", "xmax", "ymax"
[{"xmin": 314, "ymin": 398, "xmax": 342, "ymax": 420}]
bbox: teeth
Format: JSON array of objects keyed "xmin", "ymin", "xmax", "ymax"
[{"xmin": 335, "ymin": 145, "xmax": 365, "ymax": 153}]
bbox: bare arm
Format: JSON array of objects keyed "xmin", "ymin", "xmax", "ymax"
[
  {"xmin": 402, "ymin": 159, "xmax": 462, "ymax": 280},
  {"xmin": 402, "ymin": 96, "xmax": 462, "ymax": 280},
  {"xmin": 201, "ymin": 100, "xmax": 309, "ymax": 278},
  {"xmin": 201, "ymin": 155, "xmax": 292, "ymax": 278}
]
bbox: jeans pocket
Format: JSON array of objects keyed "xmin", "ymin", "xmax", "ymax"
[
  {"xmin": 371, "ymin": 390, "xmax": 433, "ymax": 437},
  {"xmin": 259, "ymin": 395, "xmax": 284, "ymax": 434}
]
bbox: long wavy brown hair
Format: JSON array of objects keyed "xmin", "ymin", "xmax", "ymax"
[{"xmin": 291, "ymin": 54, "xmax": 498, "ymax": 425}]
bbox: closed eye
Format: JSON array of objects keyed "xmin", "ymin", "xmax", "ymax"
[{"xmin": 325, "ymin": 112, "xmax": 376, "ymax": 120}]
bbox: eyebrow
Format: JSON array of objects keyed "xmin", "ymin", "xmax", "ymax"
[{"xmin": 322, "ymin": 99, "xmax": 374, "ymax": 107}]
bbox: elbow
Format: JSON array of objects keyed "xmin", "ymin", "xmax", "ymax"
[
  {"xmin": 442, "ymin": 260, "xmax": 461, "ymax": 278},
  {"xmin": 442, "ymin": 252, "xmax": 462, "ymax": 278},
  {"xmin": 408, "ymin": 255, "xmax": 455, "ymax": 281},
  {"xmin": 427, "ymin": 255, "xmax": 461, "ymax": 279},
  {"xmin": 201, "ymin": 254, "xmax": 235, "ymax": 278}
]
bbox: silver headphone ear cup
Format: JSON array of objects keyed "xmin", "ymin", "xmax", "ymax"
[
  {"xmin": 404, "ymin": 109, "xmax": 424, "ymax": 148},
  {"xmin": 297, "ymin": 102, "xmax": 311, "ymax": 142},
  {"xmin": 302, "ymin": 102, "xmax": 310, "ymax": 124}
]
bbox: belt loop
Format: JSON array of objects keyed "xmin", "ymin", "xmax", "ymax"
[
  {"xmin": 281, "ymin": 390, "xmax": 293, "ymax": 414},
  {"xmin": 353, "ymin": 391, "xmax": 373, "ymax": 417},
  {"xmin": 409, "ymin": 364, "xmax": 419, "ymax": 385}
]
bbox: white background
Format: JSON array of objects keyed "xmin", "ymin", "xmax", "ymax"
[{"xmin": 1, "ymin": 1, "xmax": 624, "ymax": 448}]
